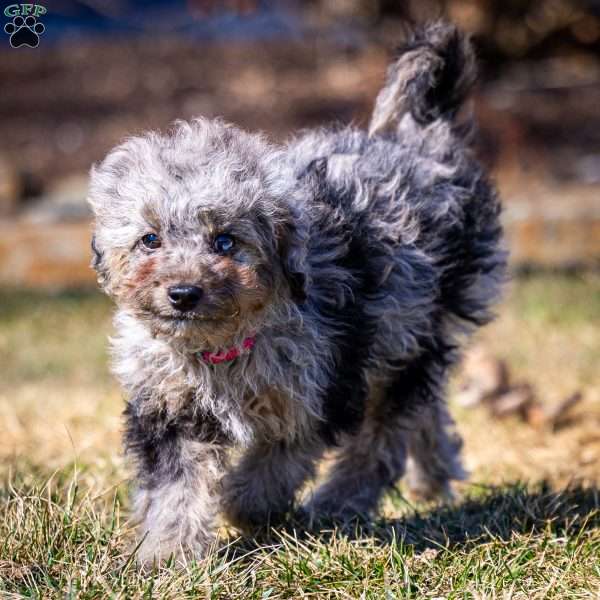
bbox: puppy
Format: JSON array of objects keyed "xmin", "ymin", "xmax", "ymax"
[{"xmin": 88, "ymin": 22, "xmax": 506, "ymax": 565}]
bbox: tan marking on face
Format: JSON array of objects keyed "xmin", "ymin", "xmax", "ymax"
[
  {"xmin": 212, "ymin": 257, "xmax": 270, "ymax": 315},
  {"xmin": 120, "ymin": 255, "xmax": 161, "ymax": 307},
  {"xmin": 133, "ymin": 256, "xmax": 158, "ymax": 286}
]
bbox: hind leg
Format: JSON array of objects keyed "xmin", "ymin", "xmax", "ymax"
[
  {"xmin": 403, "ymin": 400, "xmax": 466, "ymax": 501},
  {"xmin": 307, "ymin": 354, "xmax": 465, "ymax": 519},
  {"xmin": 385, "ymin": 351, "xmax": 467, "ymax": 502}
]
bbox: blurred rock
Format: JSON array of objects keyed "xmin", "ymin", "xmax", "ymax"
[
  {"xmin": 23, "ymin": 174, "xmax": 91, "ymax": 224},
  {"xmin": 490, "ymin": 383, "xmax": 535, "ymax": 418},
  {"xmin": 458, "ymin": 347, "xmax": 585, "ymax": 432},
  {"xmin": 457, "ymin": 347, "xmax": 509, "ymax": 407},
  {"xmin": 546, "ymin": 391, "xmax": 584, "ymax": 430},
  {"xmin": 523, "ymin": 403, "xmax": 548, "ymax": 429}
]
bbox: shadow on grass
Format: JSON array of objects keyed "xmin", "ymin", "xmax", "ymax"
[{"xmin": 226, "ymin": 481, "xmax": 600, "ymax": 557}]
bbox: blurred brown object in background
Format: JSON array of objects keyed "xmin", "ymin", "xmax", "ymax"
[
  {"xmin": 544, "ymin": 391, "xmax": 585, "ymax": 430},
  {"xmin": 490, "ymin": 383, "xmax": 536, "ymax": 418},
  {"xmin": 458, "ymin": 346, "xmax": 585, "ymax": 430},
  {"xmin": 456, "ymin": 346, "xmax": 510, "ymax": 407},
  {"xmin": 0, "ymin": 156, "xmax": 21, "ymax": 217},
  {"xmin": 0, "ymin": 221, "xmax": 92, "ymax": 289}
]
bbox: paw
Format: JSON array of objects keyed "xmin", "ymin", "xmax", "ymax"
[
  {"xmin": 404, "ymin": 456, "xmax": 466, "ymax": 503},
  {"xmin": 222, "ymin": 475, "xmax": 290, "ymax": 531},
  {"xmin": 134, "ymin": 528, "xmax": 212, "ymax": 569},
  {"xmin": 404, "ymin": 463, "xmax": 461, "ymax": 503},
  {"xmin": 405, "ymin": 478, "xmax": 455, "ymax": 503},
  {"xmin": 134, "ymin": 537, "xmax": 186, "ymax": 570},
  {"xmin": 130, "ymin": 481, "xmax": 218, "ymax": 567},
  {"xmin": 303, "ymin": 490, "xmax": 376, "ymax": 526},
  {"xmin": 223, "ymin": 490, "xmax": 288, "ymax": 531}
]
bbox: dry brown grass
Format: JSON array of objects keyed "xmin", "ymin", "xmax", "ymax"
[
  {"xmin": 457, "ymin": 272, "xmax": 600, "ymax": 488},
  {"xmin": 0, "ymin": 273, "xmax": 599, "ymax": 598}
]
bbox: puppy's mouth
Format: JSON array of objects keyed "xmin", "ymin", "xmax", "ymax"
[
  {"xmin": 152, "ymin": 308, "xmax": 240, "ymax": 323},
  {"xmin": 155, "ymin": 313, "xmax": 221, "ymax": 322}
]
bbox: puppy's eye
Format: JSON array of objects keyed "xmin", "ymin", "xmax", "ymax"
[
  {"xmin": 141, "ymin": 233, "xmax": 161, "ymax": 250},
  {"xmin": 213, "ymin": 233, "xmax": 235, "ymax": 254}
]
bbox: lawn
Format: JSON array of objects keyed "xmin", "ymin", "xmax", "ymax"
[{"xmin": 1, "ymin": 273, "xmax": 599, "ymax": 599}]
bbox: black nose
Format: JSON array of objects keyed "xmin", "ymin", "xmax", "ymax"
[{"xmin": 167, "ymin": 285, "xmax": 203, "ymax": 312}]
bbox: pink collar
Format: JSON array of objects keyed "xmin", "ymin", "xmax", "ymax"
[{"xmin": 198, "ymin": 336, "xmax": 256, "ymax": 365}]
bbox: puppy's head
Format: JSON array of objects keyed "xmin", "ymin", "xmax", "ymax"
[{"xmin": 88, "ymin": 119, "xmax": 308, "ymax": 348}]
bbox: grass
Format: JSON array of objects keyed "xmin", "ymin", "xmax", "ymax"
[{"xmin": 1, "ymin": 273, "xmax": 599, "ymax": 598}]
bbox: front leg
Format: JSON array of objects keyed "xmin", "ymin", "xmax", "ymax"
[
  {"xmin": 124, "ymin": 402, "xmax": 228, "ymax": 566},
  {"xmin": 222, "ymin": 437, "xmax": 323, "ymax": 531}
]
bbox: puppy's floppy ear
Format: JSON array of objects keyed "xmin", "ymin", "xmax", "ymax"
[
  {"xmin": 87, "ymin": 161, "xmax": 109, "ymax": 217},
  {"xmin": 87, "ymin": 145, "xmax": 138, "ymax": 217},
  {"xmin": 88, "ymin": 161, "xmax": 111, "ymax": 292},
  {"xmin": 277, "ymin": 217, "xmax": 308, "ymax": 303},
  {"xmin": 276, "ymin": 157, "xmax": 327, "ymax": 303},
  {"xmin": 90, "ymin": 233, "xmax": 111, "ymax": 292}
]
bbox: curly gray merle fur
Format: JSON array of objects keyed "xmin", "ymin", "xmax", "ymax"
[{"xmin": 88, "ymin": 22, "xmax": 507, "ymax": 566}]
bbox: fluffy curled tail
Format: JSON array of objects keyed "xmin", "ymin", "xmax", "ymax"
[{"xmin": 369, "ymin": 22, "xmax": 476, "ymax": 137}]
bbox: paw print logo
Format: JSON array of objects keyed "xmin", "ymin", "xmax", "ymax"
[{"xmin": 4, "ymin": 15, "xmax": 45, "ymax": 48}]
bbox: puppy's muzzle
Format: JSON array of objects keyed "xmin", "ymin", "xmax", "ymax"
[{"xmin": 167, "ymin": 284, "xmax": 203, "ymax": 312}]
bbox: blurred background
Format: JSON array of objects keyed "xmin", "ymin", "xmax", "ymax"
[
  {"xmin": 1, "ymin": 0, "xmax": 600, "ymax": 283},
  {"xmin": 0, "ymin": 1, "xmax": 598, "ymax": 487}
]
